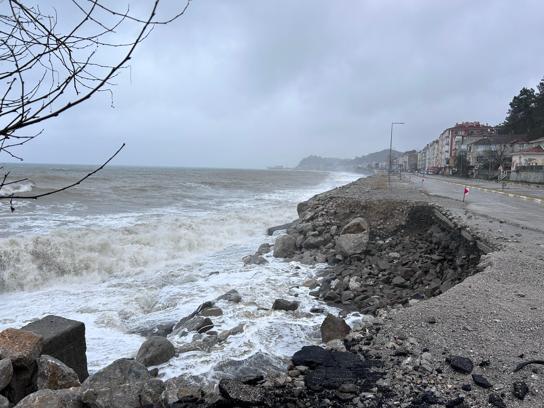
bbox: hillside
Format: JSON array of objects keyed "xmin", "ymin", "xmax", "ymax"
[{"xmin": 296, "ymin": 149, "xmax": 403, "ymax": 173}]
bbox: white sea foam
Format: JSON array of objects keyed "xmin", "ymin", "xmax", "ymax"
[{"xmin": 0, "ymin": 169, "xmax": 361, "ymax": 380}]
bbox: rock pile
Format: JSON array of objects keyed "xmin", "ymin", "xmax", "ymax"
[{"xmin": 273, "ymin": 197, "xmax": 483, "ymax": 315}]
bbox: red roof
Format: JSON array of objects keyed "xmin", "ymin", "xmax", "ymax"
[{"xmin": 518, "ymin": 146, "xmax": 544, "ymax": 154}]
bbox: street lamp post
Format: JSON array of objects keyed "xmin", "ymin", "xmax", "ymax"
[{"xmin": 388, "ymin": 122, "xmax": 405, "ymax": 187}]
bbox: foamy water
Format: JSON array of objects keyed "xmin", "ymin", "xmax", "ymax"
[{"xmin": 0, "ymin": 166, "xmax": 361, "ymax": 381}]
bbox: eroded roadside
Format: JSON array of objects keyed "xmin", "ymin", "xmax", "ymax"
[{"xmin": 230, "ymin": 175, "xmax": 544, "ymax": 408}]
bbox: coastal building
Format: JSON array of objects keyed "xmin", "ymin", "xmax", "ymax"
[
  {"xmin": 417, "ymin": 146, "xmax": 428, "ymax": 172},
  {"xmin": 399, "ymin": 150, "xmax": 418, "ymax": 172},
  {"xmin": 437, "ymin": 122, "xmax": 495, "ymax": 174},
  {"xmin": 511, "ymin": 146, "xmax": 544, "ymax": 170},
  {"xmin": 426, "ymin": 140, "xmax": 440, "ymax": 173}
]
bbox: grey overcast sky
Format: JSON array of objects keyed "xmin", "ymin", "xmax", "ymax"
[{"xmin": 7, "ymin": 0, "xmax": 544, "ymax": 168}]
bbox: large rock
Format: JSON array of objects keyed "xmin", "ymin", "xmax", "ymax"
[
  {"xmin": 335, "ymin": 217, "xmax": 370, "ymax": 256},
  {"xmin": 0, "ymin": 358, "xmax": 13, "ymax": 391},
  {"xmin": 80, "ymin": 358, "xmax": 155, "ymax": 408},
  {"xmin": 335, "ymin": 233, "xmax": 369, "ymax": 256},
  {"xmin": 140, "ymin": 378, "xmax": 165, "ymax": 406},
  {"xmin": 214, "ymin": 352, "xmax": 285, "ymax": 380},
  {"xmin": 0, "ymin": 329, "xmax": 43, "ymax": 403},
  {"xmin": 218, "ymin": 379, "xmax": 266, "ymax": 406},
  {"xmin": 22, "ymin": 315, "xmax": 88, "ymax": 381},
  {"xmin": 267, "ymin": 222, "xmax": 295, "ymax": 236},
  {"xmin": 302, "ymin": 235, "xmax": 327, "ymax": 249},
  {"xmin": 13, "ymin": 389, "xmax": 83, "ymax": 408},
  {"xmin": 273, "ymin": 235, "xmax": 297, "ymax": 258},
  {"xmin": 216, "ymin": 289, "xmax": 242, "ymax": 303},
  {"xmin": 256, "ymin": 243, "xmax": 271, "ymax": 255},
  {"xmin": 37, "ymin": 355, "xmax": 80, "ymax": 390},
  {"xmin": 272, "ymin": 299, "xmax": 299, "ymax": 311},
  {"xmin": 291, "ymin": 346, "xmax": 373, "ymax": 390},
  {"xmin": 320, "ymin": 314, "xmax": 351, "ymax": 343},
  {"xmin": 0, "ymin": 329, "xmax": 43, "ymax": 368},
  {"xmin": 242, "ymin": 254, "xmax": 268, "ymax": 266},
  {"xmin": 135, "ymin": 337, "xmax": 175, "ymax": 367},
  {"xmin": 340, "ymin": 218, "xmax": 369, "ymax": 235},
  {"xmin": 161, "ymin": 376, "xmax": 204, "ymax": 405},
  {"xmin": 173, "ymin": 316, "xmax": 213, "ymax": 336}
]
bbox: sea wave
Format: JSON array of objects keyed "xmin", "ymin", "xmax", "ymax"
[
  {"xmin": 0, "ymin": 180, "xmax": 35, "ymax": 197},
  {"xmin": 0, "ymin": 204, "xmax": 293, "ymax": 293}
]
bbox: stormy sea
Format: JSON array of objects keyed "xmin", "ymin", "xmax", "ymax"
[{"xmin": 0, "ymin": 165, "xmax": 359, "ymax": 382}]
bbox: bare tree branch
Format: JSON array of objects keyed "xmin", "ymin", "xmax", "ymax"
[{"xmin": 0, "ymin": 0, "xmax": 190, "ymax": 208}]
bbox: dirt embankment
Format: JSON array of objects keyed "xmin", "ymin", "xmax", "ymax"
[{"xmin": 242, "ymin": 175, "xmax": 543, "ymax": 408}]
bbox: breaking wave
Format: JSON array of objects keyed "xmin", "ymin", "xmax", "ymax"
[
  {"xmin": 0, "ymin": 205, "xmax": 290, "ymax": 292},
  {"xmin": 0, "ymin": 180, "xmax": 34, "ymax": 197}
]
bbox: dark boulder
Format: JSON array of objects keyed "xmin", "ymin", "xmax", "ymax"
[
  {"xmin": 217, "ymin": 289, "xmax": 242, "ymax": 303},
  {"xmin": 291, "ymin": 346, "xmax": 373, "ymax": 391},
  {"xmin": 13, "ymin": 388, "xmax": 83, "ymax": 408},
  {"xmin": 173, "ymin": 316, "xmax": 214, "ymax": 336},
  {"xmin": 272, "ymin": 299, "xmax": 299, "ymax": 311},
  {"xmin": 22, "ymin": 315, "xmax": 88, "ymax": 381},
  {"xmin": 80, "ymin": 358, "xmax": 158, "ymax": 408},
  {"xmin": 320, "ymin": 314, "xmax": 351, "ymax": 343},
  {"xmin": 36, "ymin": 355, "xmax": 80, "ymax": 390},
  {"xmin": 136, "ymin": 337, "xmax": 176, "ymax": 367},
  {"xmin": 267, "ymin": 222, "xmax": 295, "ymax": 236},
  {"xmin": 273, "ymin": 235, "xmax": 297, "ymax": 258}
]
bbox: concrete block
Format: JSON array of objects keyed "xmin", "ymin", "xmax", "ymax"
[{"xmin": 22, "ymin": 315, "xmax": 88, "ymax": 381}]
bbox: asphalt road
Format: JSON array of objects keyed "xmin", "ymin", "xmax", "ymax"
[{"xmin": 407, "ymin": 175, "xmax": 544, "ymax": 233}]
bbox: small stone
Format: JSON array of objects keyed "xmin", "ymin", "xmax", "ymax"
[
  {"xmin": 512, "ymin": 381, "xmax": 529, "ymax": 400},
  {"xmin": 447, "ymin": 355, "xmax": 473, "ymax": 374},
  {"xmin": 461, "ymin": 383, "xmax": 471, "ymax": 391},
  {"xmin": 488, "ymin": 393, "xmax": 506, "ymax": 408},
  {"xmin": 472, "ymin": 373, "xmax": 492, "ymax": 389},
  {"xmin": 0, "ymin": 395, "xmax": 8, "ymax": 408}
]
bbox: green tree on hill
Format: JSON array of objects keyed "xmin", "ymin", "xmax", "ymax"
[
  {"xmin": 499, "ymin": 77, "xmax": 544, "ymax": 138},
  {"xmin": 500, "ymin": 87, "xmax": 537, "ymax": 135},
  {"xmin": 534, "ymin": 79, "xmax": 544, "ymax": 136}
]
